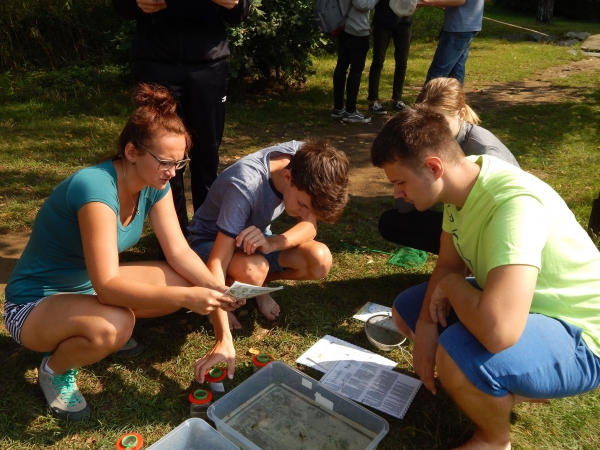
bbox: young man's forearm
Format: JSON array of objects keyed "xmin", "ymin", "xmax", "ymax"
[
  {"xmin": 439, "ymin": 266, "xmax": 536, "ymax": 353},
  {"xmin": 268, "ymin": 221, "xmax": 317, "ymax": 252}
]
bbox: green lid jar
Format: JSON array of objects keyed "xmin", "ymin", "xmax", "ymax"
[
  {"xmin": 189, "ymin": 389, "xmax": 213, "ymax": 419},
  {"xmin": 252, "ymin": 353, "xmax": 274, "ymax": 372}
]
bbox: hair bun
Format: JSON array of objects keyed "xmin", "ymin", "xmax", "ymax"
[{"xmin": 133, "ymin": 83, "xmax": 177, "ymax": 117}]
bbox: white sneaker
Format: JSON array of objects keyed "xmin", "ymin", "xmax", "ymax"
[
  {"xmin": 38, "ymin": 356, "xmax": 90, "ymax": 421},
  {"xmin": 369, "ymin": 101, "xmax": 388, "ymax": 115},
  {"xmin": 331, "ymin": 107, "xmax": 346, "ymax": 118},
  {"xmin": 342, "ymin": 109, "xmax": 372, "ymax": 123},
  {"xmin": 392, "ymin": 100, "xmax": 407, "ymax": 111}
]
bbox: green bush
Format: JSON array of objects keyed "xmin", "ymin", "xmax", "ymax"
[
  {"xmin": 0, "ymin": 0, "xmax": 122, "ymax": 70},
  {"xmin": 410, "ymin": 8, "xmax": 445, "ymax": 42},
  {"xmin": 227, "ymin": 0, "xmax": 320, "ymax": 87},
  {"xmin": 1, "ymin": 0, "xmax": 322, "ymax": 89},
  {"xmin": 493, "ymin": 0, "xmax": 600, "ymax": 22}
]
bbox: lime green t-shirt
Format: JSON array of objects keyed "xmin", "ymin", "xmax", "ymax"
[{"xmin": 442, "ymin": 155, "xmax": 600, "ymax": 356}]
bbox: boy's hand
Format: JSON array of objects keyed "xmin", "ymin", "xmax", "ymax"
[
  {"xmin": 236, "ymin": 226, "xmax": 272, "ymax": 255},
  {"xmin": 413, "ymin": 321, "xmax": 440, "ymax": 394},
  {"xmin": 136, "ymin": 0, "xmax": 167, "ymax": 14},
  {"xmin": 430, "ymin": 283, "xmax": 451, "ymax": 327},
  {"xmin": 212, "ymin": 0, "xmax": 239, "ymax": 8}
]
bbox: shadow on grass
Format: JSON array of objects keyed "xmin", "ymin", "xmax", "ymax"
[{"xmin": 0, "ymin": 309, "xmax": 222, "ymax": 447}]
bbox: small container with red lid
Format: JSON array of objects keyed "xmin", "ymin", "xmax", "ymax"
[
  {"xmin": 115, "ymin": 432, "xmax": 144, "ymax": 450},
  {"xmin": 189, "ymin": 389, "xmax": 212, "ymax": 420},
  {"xmin": 204, "ymin": 366, "xmax": 228, "ymax": 401},
  {"xmin": 252, "ymin": 353, "xmax": 274, "ymax": 373}
]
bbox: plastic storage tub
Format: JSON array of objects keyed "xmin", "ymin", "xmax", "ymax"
[
  {"xmin": 208, "ymin": 361, "xmax": 389, "ymax": 450},
  {"xmin": 147, "ymin": 418, "xmax": 237, "ymax": 450}
]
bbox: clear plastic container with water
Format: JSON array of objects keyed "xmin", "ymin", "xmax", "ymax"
[
  {"xmin": 147, "ymin": 418, "xmax": 237, "ymax": 450},
  {"xmin": 208, "ymin": 361, "xmax": 389, "ymax": 450}
]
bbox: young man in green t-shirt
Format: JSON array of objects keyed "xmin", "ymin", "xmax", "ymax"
[{"xmin": 371, "ymin": 105, "xmax": 600, "ymax": 449}]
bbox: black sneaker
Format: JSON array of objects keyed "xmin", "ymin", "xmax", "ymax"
[
  {"xmin": 112, "ymin": 337, "xmax": 145, "ymax": 358},
  {"xmin": 368, "ymin": 101, "xmax": 388, "ymax": 115},
  {"xmin": 331, "ymin": 107, "xmax": 346, "ymax": 118},
  {"xmin": 392, "ymin": 101, "xmax": 406, "ymax": 111},
  {"xmin": 342, "ymin": 109, "xmax": 372, "ymax": 123},
  {"xmin": 38, "ymin": 356, "xmax": 90, "ymax": 421}
]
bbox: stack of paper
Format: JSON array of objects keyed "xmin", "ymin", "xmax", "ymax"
[{"xmin": 296, "ymin": 334, "xmax": 422, "ymax": 419}]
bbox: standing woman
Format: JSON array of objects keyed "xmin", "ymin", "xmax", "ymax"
[
  {"xmin": 3, "ymin": 83, "xmax": 240, "ymax": 421},
  {"xmin": 377, "ymin": 77, "xmax": 520, "ymax": 254}
]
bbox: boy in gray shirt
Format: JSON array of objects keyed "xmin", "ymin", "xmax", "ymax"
[{"xmin": 188, "ymin": 140, "xmax": 349, "ymax": 329}]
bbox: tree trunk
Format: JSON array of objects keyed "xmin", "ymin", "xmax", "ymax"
[{"xmin": 536, "ymin": 0, "xmax": 554, "ymax": 23}]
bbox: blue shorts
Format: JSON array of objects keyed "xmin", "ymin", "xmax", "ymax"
[
  {"xmin": 4, "ymin": 298, "xmax": 47, "ymax": 345},
  {"xmin": 189, "ymin": 238, "xmax": 285, "ymax": 274},
  {"xmin": 394, "ymin": 279, "xmax": 600, "ymax": 398}
]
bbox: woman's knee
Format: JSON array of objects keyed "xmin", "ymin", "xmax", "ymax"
[
  {"xmin": 90, "ymin": 306, "xmax": 135, "ymax": 351},
  {"xmin": 378, "ymin": 209, "xmax": 402, "ymax": 243}
]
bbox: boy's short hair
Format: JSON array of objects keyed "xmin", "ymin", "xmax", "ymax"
[
  {"xmin": 288, "ymin": 140, "xmax": 349, "ymax": 223},
  {"xmin": 371, "ymin": 105, "xmax": 463, "ymax": 169}
]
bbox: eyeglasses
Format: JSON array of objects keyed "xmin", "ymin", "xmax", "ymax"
[{"xmin": 143, "ymin": 147, "xmax": 190, "ymax": 171}]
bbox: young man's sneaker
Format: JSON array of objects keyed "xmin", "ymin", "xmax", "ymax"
[
  {"xmin": 112, "ymin": 337, "xmax": 145, "ymax": 358},
  {"xmin": 342, "ymin": 109, "xmax": 372, "ymax": 123},
  {"xmin": 368, "ymin": 101, "xmax": 387, "ymax": 115},
  {"xmin": 331, "ymin": 107, "xmax": 346, "ymax": 118},
  {"xmin": 392, "ymin": 101, "xmax": 406, "ymax": 111},
  {"xmin": 38, "ymin": 356, "xmax": 90, "ymax": 421}
]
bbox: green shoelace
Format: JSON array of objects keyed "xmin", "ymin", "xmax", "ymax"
[{"xmin": 51, "ymin": 369, "xmax": 83, "ymax": 407}]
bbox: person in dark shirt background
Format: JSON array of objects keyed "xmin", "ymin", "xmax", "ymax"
[{"xmin": 113, "ymin": 0, "xmax": 252, "ymax": 238}]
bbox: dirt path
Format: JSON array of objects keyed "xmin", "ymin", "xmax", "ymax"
[{"xmin": 2, "ymin": 56, "xmax": 599, "ymax": 293}]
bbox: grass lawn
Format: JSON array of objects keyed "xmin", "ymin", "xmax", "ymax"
[{"xmin": 1, "ymin": 4, "xmax": 600, "ymax": 449}]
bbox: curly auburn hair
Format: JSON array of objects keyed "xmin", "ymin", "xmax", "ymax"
[
  {"xmin": 116, "ymin": 83, "xmax": 191, "ymax": 158},
  {"xmin": 287, "ymin": 140, "xmax": 349, "ymax": 223}
]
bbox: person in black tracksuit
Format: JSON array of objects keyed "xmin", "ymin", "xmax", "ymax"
[{"xmin": 113, "ymin": 0, "xmax": 252, "ymax": 234}]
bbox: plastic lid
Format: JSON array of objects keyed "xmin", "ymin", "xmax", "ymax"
[
  {"xmin": 116, "ymin": 432, "xmax": 144, "ymax": 450},
  {"xmin": 194, "ymin": 389, "xmax": 208, "ymax": 400},
  {"xmin": 252, "ymin": 353, "xmax": 274, "ymax": 367},
  {"xmin": 205, "ymin": 366, "xmax": 227, "ymax": 382},
  {"xmin": 189, "ymin": 389, "xmax": 212, "ymax": 404},
  {"xmin": 257, "ymin": 354, "xmax": 271, "ymax": 363}
]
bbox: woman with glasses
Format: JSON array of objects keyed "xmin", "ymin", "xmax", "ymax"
[{"xmin": 3, "ymin": 83, "xmax": 241, "ymax": 421}]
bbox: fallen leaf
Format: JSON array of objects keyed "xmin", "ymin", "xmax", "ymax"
[{"xmin": 255, "ymin": 327, "xmax": 271, "ymax": 340}]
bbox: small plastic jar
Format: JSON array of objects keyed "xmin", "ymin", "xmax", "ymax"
[
  {"xmin": 205, "ymin": 367, "xmax": 228, "ymax": 401},
  {"xmin": 189, "ymin": 389, "xmax": 212, "ymax": 420},
  {"xmin": 115, "ymin": 432, "xmax": 144, "ymax": 450},
  {"xmin": 252, "ymin": 353, "xmax": 274, "ymax": 372}
]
